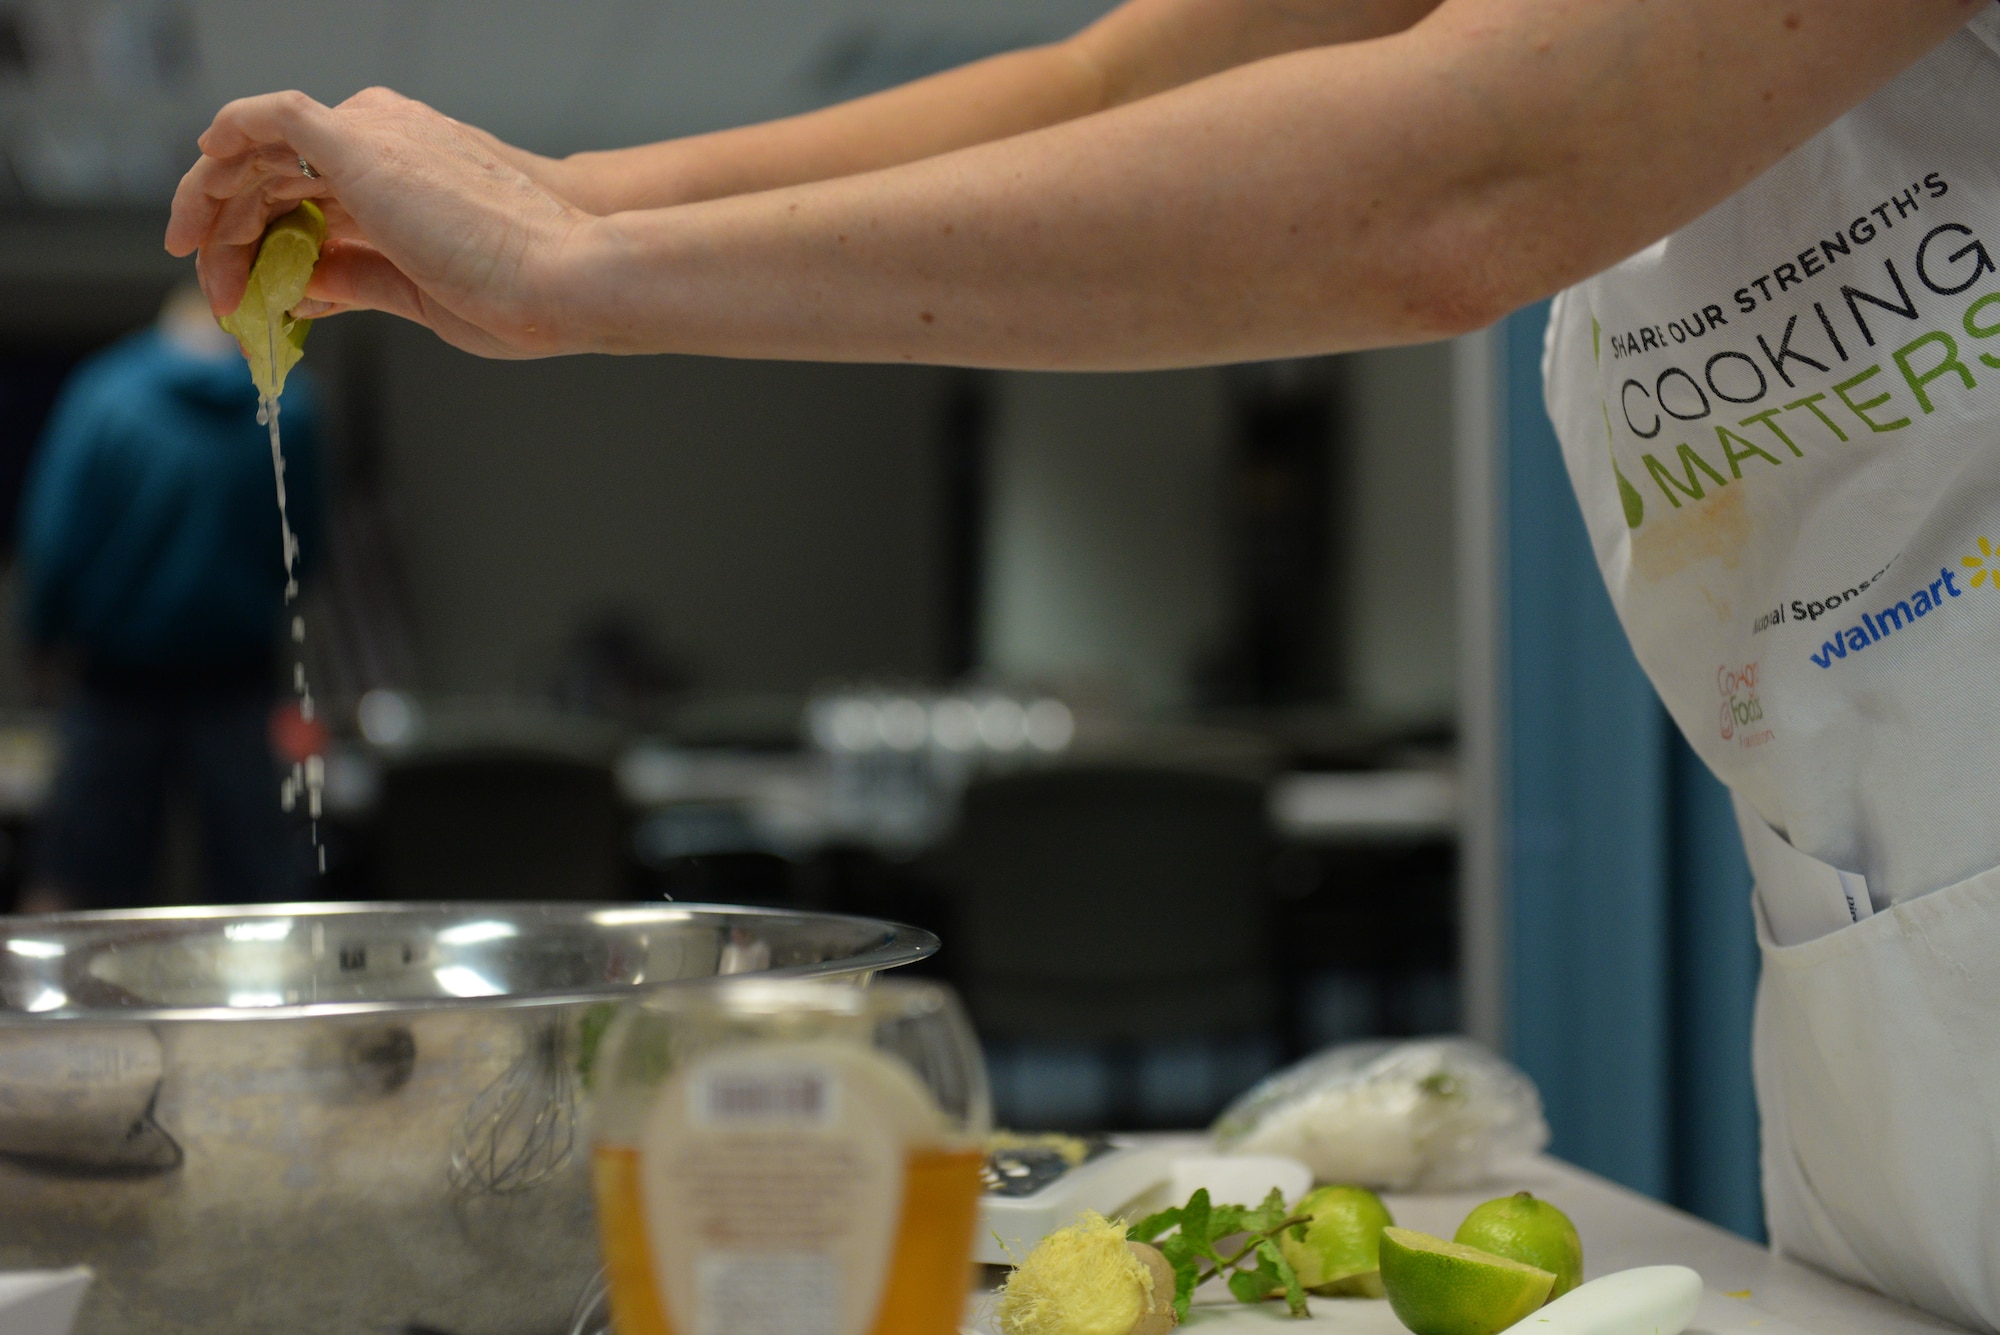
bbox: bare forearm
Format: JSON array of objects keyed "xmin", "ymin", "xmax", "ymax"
[
  {"xmin": 556, "ymin": 0, "xmax": 1445, "ymax": 213},
  {"xmin": 560, "ymin": 0, "xmax": 1977, "ymax": 369},
  {"xmin": 565, "ymin": 40, "xmax": 1486, "ymax": 369},
  {"xmin": 558, "ymin": 44, "xmax": 1106, "ymax": 213}
]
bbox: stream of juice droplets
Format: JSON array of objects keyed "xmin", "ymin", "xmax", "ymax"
[{"xmin": 258, "ymin": 306, "xmax": 324, "ymax": 873}]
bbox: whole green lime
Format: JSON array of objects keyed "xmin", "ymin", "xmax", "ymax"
[
  {"xmin": 1452, "ymin": 1191, "xmax": 1584, "ymax": 1299},
  {"xmin": 1280, "ymin": 1184, "xmax": 1395, "ymax": 1297},
  {"xmin": 1378, "ymin": 1227, "xmax": 1554, "ymax": 1335}
]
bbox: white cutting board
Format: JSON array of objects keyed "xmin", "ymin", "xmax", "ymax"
[{"xmin": 967, "ymin": 1282, "xmax": 1814, "ymax": 1335}]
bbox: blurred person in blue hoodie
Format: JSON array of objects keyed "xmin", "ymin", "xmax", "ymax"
[{"xmin": 15, "ymin": 282, "xmax": 324, "ymax": 911}]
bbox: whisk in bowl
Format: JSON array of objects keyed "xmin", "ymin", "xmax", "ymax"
[
  {"xmin": 565, "ymin": 1268, "xmax": 612, "ymax": 1335},
  {"xmin": 448, "ymin": 1017, "xmax": 577, "ymax": 1196}
]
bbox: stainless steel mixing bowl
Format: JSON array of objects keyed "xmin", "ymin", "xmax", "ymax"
[{"xmin": 0, "ymin": 902, "xmax": 938, "ymax": 1335}]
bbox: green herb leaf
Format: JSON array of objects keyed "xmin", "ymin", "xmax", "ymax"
[
  {"xmin": 1119, "ymin": 1185, "xmax": 1315, "ymax": 1322},
  {"xmin": 1240, "ymin": 1188, "xmax": 1290, "ymax": 1235},
  {"xmin": 1227, "ymin": 1264, "xmax": 1274, "ymax": 1306},
  {"xmin": 1171, "ymin": 1255, "xmax": 1200, "ymax": 1322},
  {"xmin": 1125, "ymin": 1203, "xmax": 1182, "ymax": 1246},
  {"xmin": 1180, "ymin": 1189, "xmax": 1216, "ymax": 1259},
  {"xmin": 1157, "ymin": 1231, "xmax": 1204, "ymax": 1274},
  {"xmin": 1207, "ymin": 1202, "xmax": 1250, "ymax": 1239},
  {"xmin": 1259, "ymin": 1238, "xmax": 1310, "ymax": 1318},
  {"xmin": 575, "ymin": 1002, "xmax": 616, "ymax": 1090}
]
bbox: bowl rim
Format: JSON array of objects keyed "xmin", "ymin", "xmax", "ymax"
[{"xmin": 0, "ymin": 900, "xmax": 939, "ymax": 1024}]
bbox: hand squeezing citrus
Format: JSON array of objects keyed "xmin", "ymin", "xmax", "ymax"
[{"xmin": 218, "ymin": 201, "xmax": 326, "ymax": 399}]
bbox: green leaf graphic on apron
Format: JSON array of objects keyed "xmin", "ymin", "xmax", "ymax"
[
  {"xmin": 1590, "ymin": 315, "xmax": 1642, "ymax": 527},
  {"xmin": 1615, "ymin": 464, "xmax": 1645, "ymax": 528},
  {"xmin": 1602, "ymin": 402, "xmax": 1643, "ymax": 528}
]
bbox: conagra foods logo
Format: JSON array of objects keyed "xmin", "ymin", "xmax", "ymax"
[{"xmin": 1718, "ymin": 663, "xmax": 1773, "ymax": 749}]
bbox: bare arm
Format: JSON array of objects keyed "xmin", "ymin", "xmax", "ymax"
[
  {"xmin": 512, "ymin": 0, "xmax": 1448, "ymax": 213},
  {"xmin": 168, "ymin": 0, "xmax": 1981, "ymax": 368},
  {"xmin": 564, "ymin": 0, "xmax": 1986, "ymax": 365}
]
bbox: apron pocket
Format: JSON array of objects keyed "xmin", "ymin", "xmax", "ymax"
[{"xmin": 1754, "ymin": 869, "xmax": 2000, "ymax": 1332}]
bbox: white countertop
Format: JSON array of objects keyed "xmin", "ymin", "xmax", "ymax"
[{"xmin": 970, "ymin": 1155, "xmax": 1967, "ymax": 1335}]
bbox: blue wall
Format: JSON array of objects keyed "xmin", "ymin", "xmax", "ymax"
[{"xmin": 1498, "ymin": 303, "xmax": 1764, "ymax": 1241}]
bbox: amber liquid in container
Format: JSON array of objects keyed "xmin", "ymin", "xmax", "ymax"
[{"xmin": 594, "ymin": 1143, "xmax": 985, "ymax": 1335}]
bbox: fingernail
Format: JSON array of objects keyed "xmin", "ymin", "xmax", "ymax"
[{"xmin": 293, "ymin": 300, "xmax": 332, "ymax": 319}]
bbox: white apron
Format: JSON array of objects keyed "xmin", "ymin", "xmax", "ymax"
[{"xmin": 1543, "ymin": 11, "xmax": 2000, "ymax": 1329}]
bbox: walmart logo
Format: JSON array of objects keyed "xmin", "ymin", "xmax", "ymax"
[{"xmin": 1808, "ymin": 563, "xmax": 1966, "ymax": 669}]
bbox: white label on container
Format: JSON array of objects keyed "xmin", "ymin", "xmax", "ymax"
[
  {"xmin": 690, "ymin": 1066, "xmax": 834, "ymax": 1127},
  {"xmin": 694, "ymin": 1252, "xmax": 839, "ymax": 1335},
  {"xmin": 642, "ymin": 1042, "xmax": 943, "ymax": 1335}
]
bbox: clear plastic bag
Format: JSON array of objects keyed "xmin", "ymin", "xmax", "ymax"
[{"xmin": 1211, "ymin": 1038, "xmax": 1549, "ymax": 1191}]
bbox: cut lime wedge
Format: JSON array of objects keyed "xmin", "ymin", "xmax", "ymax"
[{"xmin": 1379, "ymin": 1226, "xmax": 1556, "ymax": 1335}]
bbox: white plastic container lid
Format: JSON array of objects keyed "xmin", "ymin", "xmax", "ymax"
[
  {"xmin": 1168, "ymin": 1153, "xmax": 1313, "ymax": 1209},
  {"xmin": 0, "ymin": 1269, "xmax": 91, "ymax": 1335}
]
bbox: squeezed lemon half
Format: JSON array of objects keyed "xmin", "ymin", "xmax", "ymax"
[{"xmin": 218, "ymin": 200, "xmax": 327, "ymax": 399}]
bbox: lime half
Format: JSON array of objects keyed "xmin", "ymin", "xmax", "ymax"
[
  {"xmin": 1379, "ymin": 1226, "xmax": 1555, "ymax": 1335},
  {"xmin": 219, "ymin": 200, "xmax": 327, "ymax": 399}
]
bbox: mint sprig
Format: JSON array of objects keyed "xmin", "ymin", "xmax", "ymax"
[{"xmin": 1125, "ymin": 1187, "xmax": 1314, "ymax": 1320}]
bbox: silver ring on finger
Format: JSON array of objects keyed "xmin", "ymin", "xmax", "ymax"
[{"xmin": 298, "ymin": 156, "xmax": 320, "ymax": 180}]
